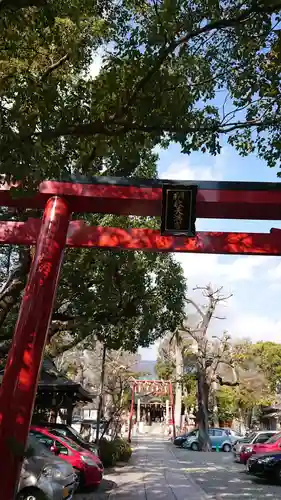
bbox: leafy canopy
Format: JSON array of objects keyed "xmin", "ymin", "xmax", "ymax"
[
  {"xmin": 0, "ymin": 213, "xmax": 187, "ymax": 355},
  {"xmin": 1, "ymin": 0, "xmax": 281, "ymax": 185}
]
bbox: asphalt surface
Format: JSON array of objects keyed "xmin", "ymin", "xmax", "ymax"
[
  {"xmin": 172, "ymin": 445, "xmax": 281, "ymax": 499},
  {"xmin": 75, "ymin": 437, "xmax": 281, "ymax": 499}
]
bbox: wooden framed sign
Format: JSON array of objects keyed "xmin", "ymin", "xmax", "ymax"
[{"xmin": 161, "ymin": 184, "xmax": 197, "ymax": 236}]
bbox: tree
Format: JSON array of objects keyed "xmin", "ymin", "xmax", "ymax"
[
  {"xmin": 247, "ymin": 342, "xmax": 281, "ymax": 394},
  {"xmin": 2, "ymin": 1, "xmax": 281, "ymax": 184},
  {"xmin": 156, "ymin": 330, "xmax": 191, "ymax": 428},
  {"xmin": 0, "ymin": 212, "xmax": 187, "ymax": 366},
  {"xmin": 170, "ymin": 330, "xmax": 184, "ymax": 430},
  {"xmin": 180, "ymin": 285, "xmax": 235, "ymax": 450},
  {"xmin": 56, "ymin": 343, "xmax": 140, "ymax": 438}
]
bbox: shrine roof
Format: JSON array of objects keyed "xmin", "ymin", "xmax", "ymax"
[{"xmin": 0, "ymin": 357, "xmax": 93, "ymax": 402}]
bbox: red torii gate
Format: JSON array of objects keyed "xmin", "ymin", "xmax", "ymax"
[
  {"xmin": 128, "ymin": 380, "xmax": 175, "ymax": 442},
  {"xmin": 0, "ymin": 176, "xmax": 281, "ymax": 499}
]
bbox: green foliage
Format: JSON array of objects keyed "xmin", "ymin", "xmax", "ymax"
[
  {"xmin": 249, "ymin": 341, "xmax": 281, "ymax": 393},
  {"xmin": 99, "ymin": 437, "xmax": 132, "ymax": 467},
  {"xmin": 113, "ymin": 437, "xmax": 132, "ymax": 462},
  {"xmin": 155, "ymin": 358, "xmax": 174, "ymax": 380},
  {"xmin": 182, "ymin": 373, "xmax": 197, "ymax": 410},
  {"xmin": 0, "ymin": 212, "xmax": 187, "ymax": 355},
  {"xmin": 216, "ymin": 386, "xmax": 237, "ymax": 422},
  {"xmin": 1, "ymin": 1, "xmax": 281, "ymax": 183}
]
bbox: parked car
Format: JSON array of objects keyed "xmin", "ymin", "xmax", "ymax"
[
  {"xmin": 233, "ymin": 431, "xmax": 277, "ymax": 462},
  {"xmin": 30, "ymin": 426, "xmax": 104, "ymax": 489},
  {"xmin": 247, "ymin": 451, "xmax": 281, "ymax": 483},
  {"xmin": 174, "ymin": 429, "xmax": 198, "ymax": 447},
  {"xmin": 240, "ymin": 431, "xmax": 281, "ymax": 464},
  {"xmin": 36, "ymin": 422, "xmax": 99, "ymax": 455},
  {"xmin": 17, "ymin": 435, "xmax": 77, "ymax": 500},
  {"xmin": 80, "ymin": 419, "xmax": 109, "ymax": 442},
  {"xmin": 183, "ymin": 427, "xmax": 240, "ymax": 452}
]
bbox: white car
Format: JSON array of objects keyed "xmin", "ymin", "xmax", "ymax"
[{"xmin": 232, "ymin": 430, "xmax": 277, "ymax": 462}]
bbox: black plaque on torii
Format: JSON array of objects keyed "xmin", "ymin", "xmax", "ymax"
[{"xmin": 161, "ymin": 183, "xmax": 197, "ymax": 237}]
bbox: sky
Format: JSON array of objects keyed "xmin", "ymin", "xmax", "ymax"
[
  {"xmin": 89, "ymin": 48, "xmax": 281, "ymax": 362},
  {"xmin": 139, "ymin": 143, "xmax": 281, "ymax": 360}
]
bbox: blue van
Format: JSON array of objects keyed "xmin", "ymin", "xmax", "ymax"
[{"xmin": 183, "ymin": 427, "xmax": 241, "ymax": 452}]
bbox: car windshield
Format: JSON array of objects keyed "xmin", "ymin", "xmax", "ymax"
[
  {"xmin": 241, "ymin": 432, "xmax": 257, "ymax": 443},
  {"xmin": 50, "ymin": 426, "xmax": 84, "ymax": 442},
  {"xmin": 262, "ymin": 432, "xmax": 281, "ymax": 444},
  {"xmin": 26, "ymin": 435, "xmax": 54, "ymax": 457},
  {"xmin": 67, "ymin": 426, "xmax": 84, "ymax": 440},
  {"xmin": 60, "ymin": 435, "xmax": 83, "ymax": 451}
]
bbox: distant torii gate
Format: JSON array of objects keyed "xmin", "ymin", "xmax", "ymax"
[
  {"xmin": 128, "ymin": 379, "xmax": 175, "ymax": 442},
  {"xmin": 0, "ymin": 176, "xmax": 281, "ymax": 499}
]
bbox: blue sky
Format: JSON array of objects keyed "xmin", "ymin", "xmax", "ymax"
[
  {"xmin": 89, "ymin": 47, "xmax": 281, "ymax": 361},
  {"xmin": 140, "ymin": 143, "xmax": 281, "ymax": 360}
]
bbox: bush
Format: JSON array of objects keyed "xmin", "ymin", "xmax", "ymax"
[
  {"xmin": 99, "ymin": 437, "xmax": 132, "ymax": 467},
  {"xmin": 99, "ymin": 439, "xmax": 118, "ymax": 467},
  {"xmin": 114, "ymin": 437, "xmax": 132, "ymax": 462}
]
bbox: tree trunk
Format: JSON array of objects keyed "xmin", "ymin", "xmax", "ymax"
[
  {"xmin": 197, "ymin": 370, "xmax": 211, "ymax": 451},
  {"xmin": 96, "ymin": 343, "xmax": 107, "ymax": 442},
  {"xmin": 175, "ymin": 340, "xmax": 183, "ymax": 429},
  {"xmin": 211, "ymin": 381, "xmax": 219, "ymax": 427},
  {"xmin": 0, "ymin": 247, "xmax": 31, "ymax": 329}
]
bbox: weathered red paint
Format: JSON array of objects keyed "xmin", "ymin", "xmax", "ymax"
[
  {"xmin": 1, "ymin": 178, "xmax": 281, "ymax": 220},
  {"xmin": 0, "ymin": 219, "xmax": 281, "ymax": 255},
  {"xmin": 128, "ymin": 384, "xmax": 136, "ymax": 443},
  {"xmin": 0, "ymin": 197, "xmax": 70, "ymax": 500}
]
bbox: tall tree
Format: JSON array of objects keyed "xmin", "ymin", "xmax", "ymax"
[
  {"xmin": 0, "ymin": 236, "xmax": 187, "ymax": 362},
  {"xmin": 180, "ymin": 285, "xmax": 235, "ymax": 450},
  {"xmin": 1, "ymin": 1, "xmax": 281, "ymax": 184}
]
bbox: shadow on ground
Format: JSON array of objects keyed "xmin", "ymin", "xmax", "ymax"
[
  {"xmin": 75, "ymin": 478, "xmax": 117, "ymax": 499},
  {"xmin": 76, "ymin": 437, "xmax": 281, "ymax": 499},
  {"xmin": 172, "ymin": 446, "xmax": 281, "ymax": 499}
]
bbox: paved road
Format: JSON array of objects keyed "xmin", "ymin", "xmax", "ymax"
[
  {"xmin": 75, "ymin": 435, "xmax": 209, "ymax": 500},
  {"xmin": 75, "ymin": 436, "xmax": 281, "ymax": 499},
  {"xmin": 172, "ymin": 445, "xmax": 281, "ymax": 499}
]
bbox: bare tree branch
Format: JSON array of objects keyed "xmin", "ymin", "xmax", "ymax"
[
  {"xmin": 186, "ymin": 298, "xmax": 204, "ymax": 318},
  {"xmin": 41, "ymin": 54, "xmax": 69, "ymax": 80}
]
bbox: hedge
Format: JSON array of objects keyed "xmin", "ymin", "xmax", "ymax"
[{"xmin": 99, "ymin": 437, "xmax": 132, "ymax": 467}]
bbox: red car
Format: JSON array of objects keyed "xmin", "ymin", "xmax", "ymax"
[
  {"xmin": 240, "ymin": 431, "xmax": 281, "ymax": 464},
  {"xmin": 30, "ymin": 426, "xmax": 104, "ymax": 488}
]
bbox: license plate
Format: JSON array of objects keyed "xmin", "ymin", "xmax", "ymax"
[{"xmin": 63, "ymin": 487, "xmax": 69, "ymax": 498}]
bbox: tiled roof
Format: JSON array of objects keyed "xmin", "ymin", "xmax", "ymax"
[{"xmin": 0, "ymin": 357, "xmax": 93, "ymax": 401}]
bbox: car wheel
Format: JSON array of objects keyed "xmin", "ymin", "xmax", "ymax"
[
  {"xmin": 222, "ymin": 443, "xmax": 231, "ymax": 452},
  {"xmin": 74, "ymin": 468, "xmax": 85, "ymax": 490},
  {"xmin": 191, "ymin": 442, "xmax": 199, "ymax": 451},
  {"xmin": 275, "ymin": 465, "xmax": 281, "ymax": 483},
  {"xmin": 16, "ymin": 488, "xmax": 45, "ymax": 500}
]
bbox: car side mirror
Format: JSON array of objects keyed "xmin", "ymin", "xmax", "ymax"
[{"xmin": 50, "ymin": 444, "xmax": 60, "ymax": 455}]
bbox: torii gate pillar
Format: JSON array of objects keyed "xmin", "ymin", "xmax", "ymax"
[{"xmin": 0, "ymin": 197, "xmax": 70, "ymax": 500}]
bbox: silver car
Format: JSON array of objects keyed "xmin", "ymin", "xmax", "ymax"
[
  {"xmin": 17, "ymin": 435, "xmax": 77, "ymax": 500},
  {"xmin": 232, "ymin": 430, "xmax": 277, "ymax": 462}
]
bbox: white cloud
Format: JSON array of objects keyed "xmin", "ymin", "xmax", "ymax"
[
  {"xmin": 267, "ymin": 261, "xmax": 281, "ymax": 281},
  {"xmin": 230, "ymin": 313, "xmax": 281, "ymax": 343},
  {"xmin": 139, "ymin": 147, "xmax": 281, "ymax": 360},
  {"xmin": 175, "ymin": 253, "xmax": 270, "ymax": 286},
  {"xmin": 159, "ymin": 148, "xmax": 229, "ymax": 182}
]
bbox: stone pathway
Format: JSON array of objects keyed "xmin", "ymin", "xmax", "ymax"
[{"xmin": 78, "ymin": 435, "xmax": 210, "ymax": 500}]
